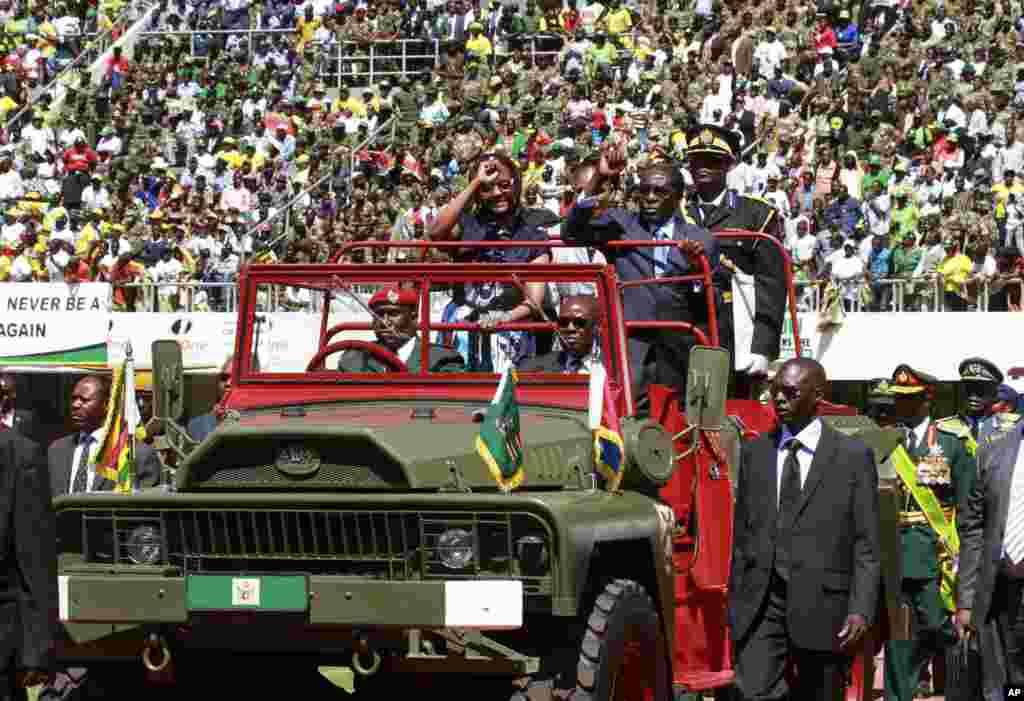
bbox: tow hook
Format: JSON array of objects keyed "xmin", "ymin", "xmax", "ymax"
[
  {"xmin": 351, "ymin": 635, "xmax": 381, "ymax": 676},
  {"xmin": 141, "ymin": 633, "xmax": 172, "ymax": 674}
]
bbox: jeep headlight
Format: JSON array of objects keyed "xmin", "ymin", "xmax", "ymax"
[
  {"xmin": 437, "ymin": 528, "xmax": 475, "ymax": 570},
  {"xmin": 124, "ymin": 525, "xmax": 164, "ymax": 565}
]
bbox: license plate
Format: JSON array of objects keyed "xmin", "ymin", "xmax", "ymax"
[{"xmin": 186, "ymin": 575, "xmax": 308, "ymax": 612}]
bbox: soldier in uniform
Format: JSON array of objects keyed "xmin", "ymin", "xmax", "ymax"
[
  {"xmin": 936, "ymin": 357, "xmax": 1022, "ymax": 457},
  {"xmin": 392, "ymin": 76, "xmax": 421, "ymax": 147},
  {"xmin": 682, "ymin": 123, "xmax": 785, "ymax": 394},
  {"xmin": 883, "ymin": 365, "xmax": 977, "ymax": 701}
]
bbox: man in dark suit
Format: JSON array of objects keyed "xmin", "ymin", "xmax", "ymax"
[
  {"xmin": 0, "ymin": 432, "xmax": 55, "ymax": 701},
  {"xmin": 0, "ymin": 374, "xmax": 37, "ymax": 442},
  {"xmin": 683, "ymin": 124, "xmax": 786, "ymax": 394},
  {"xmin": 729, "ymin": 358, "xmax": 880, "ymax": 700},
  {"xmin": 336, "ymin": 286, "xmax": 465, "ymax": 373},
  {"xmin": 520, "ymin": 295, "xmax": 600, "ymax": 373},
  {"xmin": 957, "ymin": 421, "xmax": 1024, "ymax": 700},
  {"xmin": 562, "ymin": 145, "xmax": 718, "ymax": 405},
  {"xmin": 47, "ymin": 375, "xmax": 161, "ymax": 497}
]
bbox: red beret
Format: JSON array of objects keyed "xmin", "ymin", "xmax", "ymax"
[{"xmin": 369, "ymin": 286, "xmax": 418, "ymax": 309}]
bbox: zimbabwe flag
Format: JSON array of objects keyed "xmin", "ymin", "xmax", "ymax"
[{"xmin": 94, "ymin": 354, "xmax": 146, "ymax": 493}]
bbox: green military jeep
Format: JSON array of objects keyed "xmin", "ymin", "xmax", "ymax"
[{"xmin": 55, "ymin": 257, "xmax": 725, "ymax": 700}]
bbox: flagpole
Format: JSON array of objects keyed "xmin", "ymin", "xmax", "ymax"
[{"xmin": 125, "ymin": 341, "xmax": 136, "ymax": 495}]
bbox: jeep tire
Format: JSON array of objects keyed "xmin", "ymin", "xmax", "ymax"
[{"xmin": 575, "ymin": 579, "xmax": 671, "ymax": 701}]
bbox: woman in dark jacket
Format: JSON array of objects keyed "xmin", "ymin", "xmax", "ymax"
[{"xmin": 429, "ymin": 151, "xmax": 557, "ymax": 370}]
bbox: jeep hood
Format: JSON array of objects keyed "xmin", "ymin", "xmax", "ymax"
[{"xmin": 176, "ymin": 404, "xmax": 594, "ymax": 491}]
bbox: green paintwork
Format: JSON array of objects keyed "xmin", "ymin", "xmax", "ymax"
[
  {"xmin": 186, "ymin": 575, "xmax": 308, "ymax": 612},
  {"xmin": 308, "ymin": 580, "xmax": 446, "ymax": 626},
  {"xmin": 176, "ymin": 403, "xmax": 595, "ymax": 492},
  {"xmin": 64, "ymin": 575, "xmax": 187, "ymax": 623}
]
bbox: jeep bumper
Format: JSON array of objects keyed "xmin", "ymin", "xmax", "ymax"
[{"xmin": 59, "ymin": 575, "xmax": 524, "ymax": 629}]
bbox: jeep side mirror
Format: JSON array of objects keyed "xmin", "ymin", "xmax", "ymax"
[
  {"xmin": 152, "ymin": 339, "xmax": 184, "ymax": 421},
  {"xmin": 685, "ymin": 346, "xmax": 729, "ymax": 431}
]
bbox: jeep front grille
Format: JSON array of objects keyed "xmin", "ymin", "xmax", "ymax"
[{"xmin": 60, "ymin": 509, "xmax": 554, "ymax": 595}]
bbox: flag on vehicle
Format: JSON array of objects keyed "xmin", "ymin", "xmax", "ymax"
[
  {"xmin": 94, "ymin": 346, "xmax": 146, "ymax": 493},
  {"xmin": 476, "ymin": 366, "xmax": 525, "ymax": 492},
  {"xmin": 589, "ymin": 363, "xmax": 625, "ymax": 491}
]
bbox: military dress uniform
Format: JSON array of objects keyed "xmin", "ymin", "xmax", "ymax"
[
  {"xmin": 883, "ymin": 365, "xmax": 978, "ymax": 701},
  {"xmin": 681, "ymin": 124, "xmax": 786, "ymax": 379},
  {"xmin": 936, "ymin": 357, "xmax": 1022, "ymax": 458}
]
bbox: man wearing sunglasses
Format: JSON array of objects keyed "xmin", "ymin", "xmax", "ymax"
[
  {"xmin": 520, "ymin": 295, "xmax": 600, "ymax": 373},
  {"xmin": 562, "ymin": 142, "xmax": 719, "ymax": 408}
]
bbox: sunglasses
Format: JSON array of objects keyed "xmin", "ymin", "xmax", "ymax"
[{"xmin": 558, "ymin": 317, "xmax": 593, "ymax": 330}]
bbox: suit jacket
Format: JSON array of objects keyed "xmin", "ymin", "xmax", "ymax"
[
  {"xmin": 686, "ymin": 190, "xmax": 786, "ymax": 360},
  {"xmin": 0, "ymin": 433, "xmax": 55, "ymax": 671},
  {"xmin": 4, "ymin": 409, "xmax": 37, "ymax": 442},
  {"xmin": 563, "ymin": 202, "xmax": 719, "ymax": 390},
  {"xmin": 336, "ymin": 339, "xmax": 465, "ymax": 373},
  {"xmin": 518, "ymin": 351, "xmax": 589, "ymax": 373},
  {"xmin": 958, "ymin": 423, "xmax": 1024, "ymax": 696},
  {"xmin": 729, "ymin": 421, "xmax": 881, "ymax": 652},
  {"xmin": 47, "ymin": 433, "xmax": 161, "ymax": 498}
]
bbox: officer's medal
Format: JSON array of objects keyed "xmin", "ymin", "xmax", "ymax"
[{"xmin": 917, "ymin": 440, "xmax": 951, "ymax": 486}]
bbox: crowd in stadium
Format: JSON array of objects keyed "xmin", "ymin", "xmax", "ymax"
[{"xmin": 0, "ymin": 0, "xmax": 1021, "ymax": 313}]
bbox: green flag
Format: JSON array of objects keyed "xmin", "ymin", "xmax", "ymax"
[{"xmin": 475, "ymin": 367, "xmax": 525, "ymax": 492}]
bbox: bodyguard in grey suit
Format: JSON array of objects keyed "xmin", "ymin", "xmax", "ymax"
[
  {"xmin": 562, "ymin": 145, "xmax": 718, "ymax": 404},
  {"xmin": 957, "ymin": 421, "xmax": 1024, "ymax": 700},
  {"xmin": 47, "ymin": 376, "xmax": 160, "ymax": 497}
]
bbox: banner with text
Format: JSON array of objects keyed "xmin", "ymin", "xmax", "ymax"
[
  {"xmin": 0, "ymin": 313, "xmax": 108, "ymax": 365},
  {"xmin": 108, "ymin": 314, "xmax": 238, "ymax": 369},
  {"xmin": 0, "ymin": 282, "xmax": 110, "ymax": 314},
  {"xmin": 0, "ymin": 284, "xmax": 110, "ymax": 363}
]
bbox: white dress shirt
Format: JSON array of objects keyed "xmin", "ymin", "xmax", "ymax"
[
  {"xmin": 69, "ymin": 428, "xmax": 105, "ymax": 493},
  {"xmin": 397, "ymin": 336, "xmax": 417, "ymax": 366},
  {"xmin": 776, "ymin": 417, "xmax": 822, "ymax": 506}
]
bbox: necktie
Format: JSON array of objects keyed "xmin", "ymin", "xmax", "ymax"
[
  {"xmin": 774, "ymin": 438, "xmax": 803, "ymax": 581},
  {"xmin": 71, "ymin": 434, "xmax": 92, "ymax": 494},
  {"xmin": 1006, "ymin": 455, "xmax": 1024, "ymax": 565},
  {"xmin": 654, "ymin": 221, "xmax": 671, "ymax": 277},
  {"xmin": 564, "ymin": 354, "xmax": 583, "ymax": 374}
]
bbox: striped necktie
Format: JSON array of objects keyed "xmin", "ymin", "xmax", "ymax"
[
  {"xmin": 71, "ymin": 433, "xmax": 93, "ymax": 494},
  {"xmin": 1005, "ymin": 452, "xmax": 1024, "ymax": 565}
]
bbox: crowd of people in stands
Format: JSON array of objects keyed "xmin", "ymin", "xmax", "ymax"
[{"xmin": 0, "ymin": 0, "xmax": 1022, "ymax": 314}]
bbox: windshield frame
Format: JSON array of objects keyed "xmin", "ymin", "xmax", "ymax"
[{"xmin": 235, "ymin": 262, "xmax": 627, "ymax": 389}]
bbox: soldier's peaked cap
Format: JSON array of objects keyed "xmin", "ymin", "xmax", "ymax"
[
  {"xmin": 958, "ymin": 357, "xmax": 1003, "ymax": 384},
  {"xmin": 889, "ymin": 364, "xmax": 937, "ymax": 395},
  {"xmin": 685, "ymin": 123, "xmax": 740, "ymax": 162}
]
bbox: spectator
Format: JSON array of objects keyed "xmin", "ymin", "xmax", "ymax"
[
  {"xmin": 865, "ymin": 233, "xmax": 892, "ymax": 311},
  {"xmin": 936, "ymin": 236, "xmax": 973, "ymax": 312}
]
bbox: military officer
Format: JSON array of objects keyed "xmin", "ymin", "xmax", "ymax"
[
  {"xmin": 936, "ymin": 357, "xmax": 1021, "ymax": 456},
  {"xmin": 682, "ymin": 124, "xmax": 786, "ymax": 396},
  {"xmin": 883, "ymin": 365, "xmax": 977, "ymax": 701}
]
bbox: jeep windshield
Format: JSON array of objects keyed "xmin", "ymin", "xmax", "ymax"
[{"xmin": 239, "ymin": 261, "xmax": 626, "ymax": 379}]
